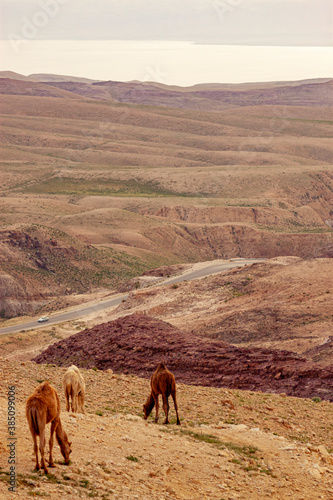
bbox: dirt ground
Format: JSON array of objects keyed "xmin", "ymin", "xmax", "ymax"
[{"xmin": 0, "ymin": 355, "xmax": 333, "ymax": 500}]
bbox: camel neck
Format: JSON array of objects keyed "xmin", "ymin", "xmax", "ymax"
[{"xmin": 55, "ymin": 419, "xmax": 66, "ymax": 442}]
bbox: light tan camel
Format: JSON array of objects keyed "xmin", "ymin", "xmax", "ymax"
[
  {"xmin": 143, "ymin": 363, "xmax": 181, "ymax": 425},
  {"xmin": 62, "ymin": 365, "xmax": 86, "ymax": 414},
  {"xmin": 26, "ymin": 381, "xmax": 72, "ymax": 474}
]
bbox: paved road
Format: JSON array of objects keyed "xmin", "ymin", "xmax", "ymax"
[
  {"xmin": 158, "ymin": 259, "xmax": 264, "ymax": 285},
  {"xmin": 0, "ymin": 258, "xmax": 264, "ymax": 336}
]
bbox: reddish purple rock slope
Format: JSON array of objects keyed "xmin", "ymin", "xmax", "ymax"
[{"xmin": 33, "ymin": 313, "xmax": 333, "ymax": 401}]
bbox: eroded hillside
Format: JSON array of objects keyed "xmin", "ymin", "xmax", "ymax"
[
  {"xmin": 0, "ymin": 225, "xmax": 145, "ymax": 318},
  {"xmin": 0, "ymin": 75, "xmax": 332, "ymax": 317}
]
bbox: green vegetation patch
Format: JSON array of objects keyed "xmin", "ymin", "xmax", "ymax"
[
  {"xmin": 180, "ymin": 429, "xmax": 222, "ymax": 446},
  {"xmin": 126, "ymin": 455, "xmax": 140, "ymax": 462},
  {"xmin": 23, "ymin": 176, "xmax": 185, "ymax": 198},
  {"xmin": 175, "ymin": 428, "xmax": 274, "ymax": 475}
]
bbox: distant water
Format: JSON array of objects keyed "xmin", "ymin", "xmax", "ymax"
[{"xmin": 1, "ymin": 40, "xmax": 332, "ymax": 86}]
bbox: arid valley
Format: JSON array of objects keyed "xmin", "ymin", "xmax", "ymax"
[{"xmin": 0, "ymin": 72, "xmax": 332, "ymax": 499}]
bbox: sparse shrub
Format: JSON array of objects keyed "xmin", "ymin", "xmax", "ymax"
[
  {"xmin": 27, "ymin": 491, "xmax": 49, "ymax": 497},
  {"xmin": 311, "ymin": 397, "xmax": 321, "ymax": 403},
  {"xmin": 45, "ymin": 473, "xmax": 61, "ymax": 484},
  {"xmin": 79, "ymin": 478, "xmax": 90, "ymax": 488},
  {"xmin": 126, "ymin": 455, "xmax": 139, "ymax": 462}
]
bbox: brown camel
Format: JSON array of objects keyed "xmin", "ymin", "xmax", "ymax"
[
  {"xmin": 26, "ymin": 381, "xmax": 72, "ymax": 474},
  {"xmin": 143, "ymin": 363, "xmax": 181, "ymax": 425}
]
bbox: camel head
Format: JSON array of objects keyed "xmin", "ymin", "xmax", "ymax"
[{"xmin": 60, "ymin": 437, "xmax": 72, "ymax": 465}]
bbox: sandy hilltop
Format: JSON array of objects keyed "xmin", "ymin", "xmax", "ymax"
[{"xmin": 0, "ymin": 73, "xmax": 333, "ymax": 499}]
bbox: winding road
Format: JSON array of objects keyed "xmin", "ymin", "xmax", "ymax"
[{"xmin": 0, "ymin": 258, "xmax": 264, "ymax": 336}]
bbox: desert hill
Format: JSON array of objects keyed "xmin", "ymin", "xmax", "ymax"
[
  {"xmin": 130, "ymin": 77, "xmax": 333, "ymax": 92},
  {"xmin": 29, "ymin": 73, "xmax": 100, "ymax": 84},
  {"xmin": 2, "ymin": 74, "xmax": 332, "ymax": 110},
  {"xmin": 0, "ymin": 78, "xmax": 83, "ymax": 99},
  {"xmin": 39, "ymin": 78, "xmax": 333, "ymax": 111},
  {"xmin": 0, "ymin": 73, "xmax": 332, "ymax": 318},
  {"xmin": 0, "ymin": 71, "xmax": 37, "ymax": 81}
]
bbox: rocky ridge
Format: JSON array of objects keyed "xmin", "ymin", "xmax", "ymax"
[{"xmin": 33, "ymin": 313, "xmax": 333, "ymax": 402}]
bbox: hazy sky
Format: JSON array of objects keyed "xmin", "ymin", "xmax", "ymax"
[
  {"xmin": 1, "ymin": 0, "xmax": 332, "ymax": 46},
  {"xmin": 1, "ymin": 0, "xmax": 332, "ymax": 84}
]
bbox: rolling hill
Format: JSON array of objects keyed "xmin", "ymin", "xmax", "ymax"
[{"xmin": 0, "ymin": 74, "xmax": 332, "ymax": 317}]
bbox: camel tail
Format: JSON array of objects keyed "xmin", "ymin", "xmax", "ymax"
[
  {"xmin": 168, "ymin": 377, "xmax": 176, "ymax": 396},
  {"xmin": 70, "ymin": 385, "xmax": 75, "ymax": 402},
  {"xmin": 29, "ymin": 407, "xmax": 40, "ymax": 436},
  {"xmin": 64, "ymin": 381, "xmax": 72, "ymax": 400}
]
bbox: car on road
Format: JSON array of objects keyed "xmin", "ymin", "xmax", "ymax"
[{"xmin": 37, "ymin": 316, "xmax": 49, "ymax": 323}]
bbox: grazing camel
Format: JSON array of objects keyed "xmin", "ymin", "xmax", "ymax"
[
  {"xmin": 143, "ymin": 363, "xmax": 181, "ymax": 425},
  {"xmin": 26, "ymin": 382, "xmax": 72, "ymax": 474},
  {"xmin": 63, "ymin": 365, "xmax": 86, "ymax": 414}
]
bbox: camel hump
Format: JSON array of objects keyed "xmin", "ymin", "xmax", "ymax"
[
  {"xmin": 38, "ymin": 381, "xmax": 53, "ymax": 395},
  {"xmin": 68, "ymin": 365, "xmax": 79, "ymax": 371},
  {"xmin": 157, "ymin": 363, "xmax": 166, "ymax": 371},
  {"xmin": 40, "ymin": 381, "xmax": 51, "ymax": 389}
]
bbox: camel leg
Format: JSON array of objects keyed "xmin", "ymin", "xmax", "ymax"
[
  {"xmin": 48, "ymin": 420, "xmax": 57, "ymax": 467},
  {"xmin": 153, "ymin": 393, "xmax": 159, "ymax": 423},
  {"xmin": 71, "ymin": 387, "xmax": 77, "ymax": 413},
  {"xmin": 162, "ymin": 394, "xmax": 170, "ymax": 424},
  {"xmin": 31, "ymin": 432, "xmax": 40, "ymax": 471},
  {"xmin": 70, "ymin": 386, "xmax": 73, "ymax": 412},
  {"xmin": 171, "ymin": 390, "xmax": 181, "ymax": 425},
  {"xmin": 39, "ymin": 424, "xmax": 48, "ymax": 474},
  {"xmin": 65, "ymin": 386, "xmax": 70, "ymax": 412},
  {"xmin": 74, "ymin": 393, "xmax": 78, "ymax": 413},
  {"xmin": 78, "ymin": 392, "xmax": 85, "ymax": 414}
]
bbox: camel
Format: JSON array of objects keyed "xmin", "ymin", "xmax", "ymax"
[
  {"xmin": 26, "ymin": 381, "xmax": 72, "ymax": 474},
  {"xmin": 62, "ymin": 365, "xmax": 86, "ymax": 414},
  {"xmin": 143, "ymin": 363, "xmax": 181, "ymax": 425}
]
